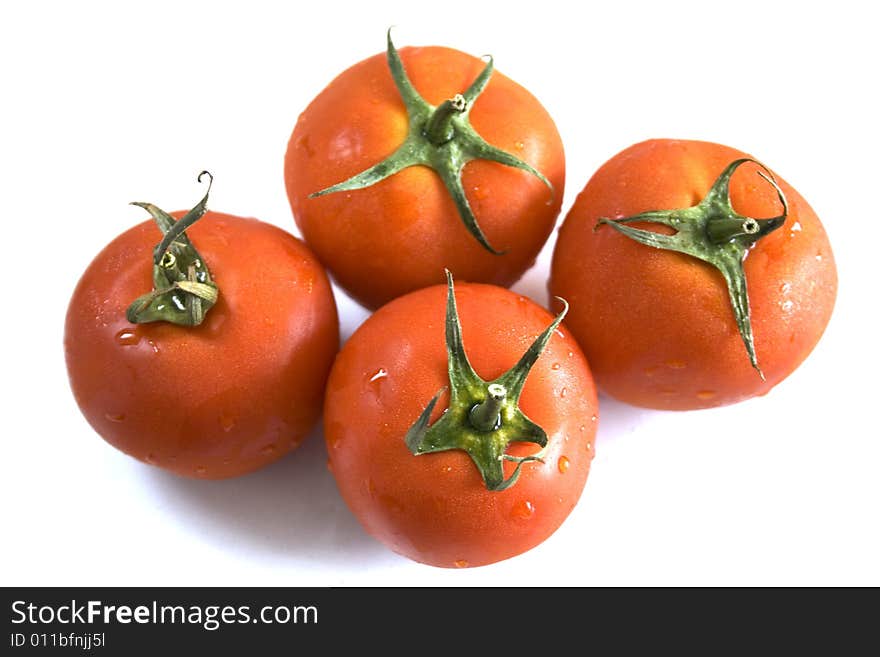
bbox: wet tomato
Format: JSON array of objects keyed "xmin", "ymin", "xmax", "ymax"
[
  {"xmin": 64, "ymin": 174, "xmax": 339, "ymax": 478},
  {"xmin": 285, "ymin": 31, "xmax": 565, "ymax": 309},
  {"xmin": 550, "ymin": 139, "xmax": 837, "ymax": 409},
  {"xmin": 324, "ymin": 273, "xmax": 597, "ymax": 567}
]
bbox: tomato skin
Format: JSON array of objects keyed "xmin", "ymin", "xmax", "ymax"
[
  {"xmin": 64, "ymin": 212, "xmax": 339, "ymax": 478},
  {"xmin": 285, "ymin": 45, "xmax": 565, "ymax": 310},
  {"xmin": 549, "ymin": 139, "xmax": 837, "ymax": 410},
  {"xmin": 324, "ymin": 282, "xmax": 597, "ymax": 568}
]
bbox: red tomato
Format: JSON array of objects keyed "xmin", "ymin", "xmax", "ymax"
[
  {"xmin": 550, "ymin": 139, "xmax": 837, "ymax": 409},
  {"xmin": 285, "ymin": 33, "xmax": 565, "ymax": 309},
  {"xmin": 65, "ymin": 187, "xmax": 339, "ymax": 478},
  {"xmin": 323, "ymin": 277, "xmax": 597, "ymax": 567}
]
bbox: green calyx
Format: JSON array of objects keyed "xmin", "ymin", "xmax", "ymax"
[
  {"xmin": 309, "ymin": 29, "xmax": 553, "ymax": 255},
  {"xmin": 405, "ymin": 271, "xmax": 568, "ymax": 491},
  {"xmin": 126, "ymin": 171, "xmax": 219, "ymax": 326},
  {"xmin": 595, "ymin": 158, "xmax": 788, "ymax": 378}
]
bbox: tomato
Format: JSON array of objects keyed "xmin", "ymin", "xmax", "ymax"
[
  {"xmin": 323, "ymin": 274, "xmax": 597, "ymax": 568},
  {"xmin": 549, "ymin": 139, "xmax": 837, "ymax": 410},
  {"xmin": 64, "ymin": 176, "xmax": 339, "ymax": 478},
  {"xmin": 284, "ymin": 31, "xmax": 565, "ymax": 309}
]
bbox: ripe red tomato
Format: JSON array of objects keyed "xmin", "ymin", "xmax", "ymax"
[
  {"xmin": 323, "ymin": 275, "xmax": 597, "ymax": 568},
  {"xmin": 550, "ymin": 139, "xmax": 837, "ymax": 409},
  {"xmin": 284, "ymin": 32, "xmax": 565, "ymax": 309},
  {"xmin": 64, "ymin": 179, "xmax": 339, "ymax": 478}
]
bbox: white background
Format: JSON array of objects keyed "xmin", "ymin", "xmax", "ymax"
[{"xmin": 2, "ymin": 0, "xmax": 877, "ymax": 586}]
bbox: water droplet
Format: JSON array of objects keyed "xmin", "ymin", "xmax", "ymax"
[
  {"xmin": 665, "ymin": 359, "xmax": 686, "ymax": 369},
  {"xmin": 815, "ymin": 253, "xmax": 823, "ymax": 262},
  {"xmin": 590, "ymin": 414, "xmax": 598, "ymax": 422},
  {"xmin": 780, "ymin": 282, "xmax": 792, "ymax": 294},
  {"xmin": 511, "ymin": 500, "xmax": 535, "ymax": 520},
  {"xmin": 327, "ymin": 433, "xmax": 342, "ymax": 449},
  {"xmin": 585, "ymin": 441, "xmax": 594, "ymax": 454},
  {"xmin": 559, "ymin": 387, "xmax": 568, "ymax": 398},
  {"xmin": 567, "ymin": 350, "xmax": 574, "ymax": 358},
  {"xmin": 195, "ymin": 466, "xmax": 207, "ymax": 476},
  {"xmin": 259, "ymin": 444, "xmax": 277, "ymax": 457},
  {"xmin": 144, "ymin": 453, "xmax": 157, "ymax": 465},
  {"xmin": 696, "ymin": 390, "xmax": 717, "ymax": 400},
  {"xmin": 219, "ymin": 413, "xmax": 236, "ymax": 432},
  {"xmin": 551, "ymin": 362, "xmax": 561, "ymax": 370},
  {"xmin": 147, "ymin": 339, "xmax": 160, "ymax": 354},
  {"xmin": 557, "ymin": 455, "xmax": 570, "ymax": 474},
  {"xmin": 780, "ymin": 299, "xmax": 794, "ymax": 313},
  {"xmin": 472, "ymin": 185, "xmax": 488, "ymax": 200},
  {"xmin": 442, "ymin": 465, "xmax": 453, "ymax": 473},
  {"xmin": 369, "ymin": 368, "xmax": 388, "ymax": 383},
  {"xmin": 790, "ymin": 221, "xmax": 802, "ymax": 235},
  {"xmin": 514, "ymin": 141, "xmax": 525, "ymax": 150},
  {"xmin": 115, "ymin": 328, "xmax": 140, "ymax": 346},
  {"xmin": 104, "ymin": 412, "xmax": 125, "ymax": 423},
  {"xmin": 454, "ymin": 559, "xmax": 469, "ymax": 568}
]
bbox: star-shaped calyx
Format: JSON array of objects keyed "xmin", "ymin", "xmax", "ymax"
[
  {"xmin": 404, "ymin": 271, "xmax": 568, "ymax": 491},
  {"xmin": 595, "ymin": 158, "xmax": 788, "ymax": 378},
  {"xmin": 309, "ymin": 29, "xmax": 553, "ymax": 254},
  {"xmin": 126, "ymin": 171, "xmax": 219, "ymax": 326}
]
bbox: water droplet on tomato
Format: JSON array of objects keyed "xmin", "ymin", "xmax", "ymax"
[
  {"xmin": 105, "ymin": 412, "xmax": 125, "ymax": 423},
  {"xmin": 472, "ymin": 185, "xmax": 488, "ymax": 200},
  {"xmin": 585, "ymin": 441, "xmax": 594, "ymax": 454},
  {"xmin": 147, "ymin": 339, "xmax": 160, "ymax": 354},
  {"xmin": 590, "ymin": 414, "xmax": 598, "ymax": 422},
  {"xmin": 366, "ymin": 368, "xmax": 388, "ymax": 398},
  {"xmin": 780, "ymin": 282, "xmax": 792, "ymax": 294},
  {"xmin": 454, "ymin": 559, "xmax": 469, "ymax": 568},
  {"xmin": 559, "ymin": 387, "xmax": 568, "ymax": 398},
  {"xmin": 219, "ymin": 413, "xmax": 236, "ymax": 432},
  {"xmin": 696, "ymin": 390, "xmax": 717, "ymax": 400},
  {"xmin": 557, "ymin": 455, "xmax": 570, "ymax": 474},
  {"xmin": 144, "ymin": 453, "xmax": 157, "ymax": 465},
  {"xmin": 780, "ymin": 299, "xmax": 794, "ymax": 313},
  {"xmin": 512, "ymin": 500, "xmax": 535, "ymax": 520},
  {"xmin": 442, "ymin": 465, "xmax": 453, "ymax": 474},
  {"xmin": 115, "ymin": 328, "xmax": 140, "ymax": 346},
  {"xmin": 815, "ymin": 253, "xmax": 823, "ymax": 261},
  {"xmin": 789, "ymin": 220, "xmax": 802, "ymax": 236},
  {"xmin": 514, "ymin": 141, "xmax": 525, "ymax": 150},
  {"xmin": 551, "ymin": 362, "xmax": 561, "ymax": 370}
]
